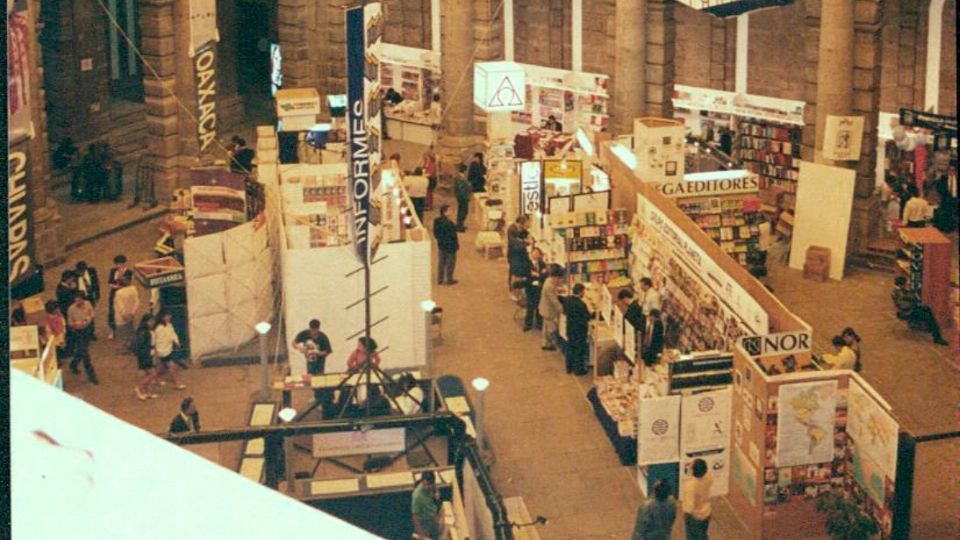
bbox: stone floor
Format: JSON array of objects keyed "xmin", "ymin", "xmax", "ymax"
[{"xmin": 39, "ymin": 136, "xmax": 958, "ymax": 539}]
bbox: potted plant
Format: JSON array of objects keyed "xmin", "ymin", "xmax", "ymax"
[{"xmin": 815, "ymin": 490, "xmax": 880, "ymax": 540}]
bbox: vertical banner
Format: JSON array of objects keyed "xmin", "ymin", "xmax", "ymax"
[
  {"xmin": 680, "ymin": 389, "xmax": 733, "ymax": 497},
  {"xmin": 8, "ymin": 147, "xmax": 36, "ymax": 288},
  {"xmin": 190, "ymin": 0, "xmax": 219, "ymax": 154},
  {"xmin": 637, "ymin": 395, "xmax": 681, "ymax": 465},
  {"xmin": 188, "ymin": 0, "xmax": 219, "ymax": 57},
  {"xmin": 346, "ymin": 2, "xmax": 384, "ymax": 264},
  {"xmin": 519, "ymin": 160, "xmax": 543, "ymax": 216},
  {"xmin": 7, "ymin": 0, "xmax": 35, "ymax": 142}
]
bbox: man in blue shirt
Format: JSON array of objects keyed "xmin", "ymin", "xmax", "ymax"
[{"xmin": 633, "ymin": 480, "xmax": 677, "ymax": 540}]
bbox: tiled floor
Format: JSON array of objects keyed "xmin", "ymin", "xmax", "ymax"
[{"xmin": 40, "ymin": 135, "xmax": 958, "ymax": 539}]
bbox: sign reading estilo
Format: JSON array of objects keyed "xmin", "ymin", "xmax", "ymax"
[
  {"xmin": 738, "ymin": 330, "xmax": 812, "ymax": 358},
  {"xmin": 194, "ymin": 44, "xmax": 217, "ymax": 153},
  {"xmin": 519, "ymin": 161, "xmax": 542, "ymax": 216},
  {"xmin": 656, "ymin": 174, "xmax": 759, "ymax": 198}
]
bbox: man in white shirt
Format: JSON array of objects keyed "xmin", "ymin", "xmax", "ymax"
[
  {"xmin": 681, "ymin": 459, "xmax": 713, "ymax": 540},
  {"xmin": 113, "ymin": 271, "xmax": 140, "ymax": 337},
  {"xmin": 639, "ymin": 277, "xmax": 662, "ymax": 315},
  {"xmin": 66, "ymin": 292, "xmax": 99, "ymax": 384},
  {"xmin": 902, "ymin": 186, "xmax": 931, "ymax": 227},
  {"xmin": 404, "ymin": 168, "xmax": 430, "ymax": 224}
]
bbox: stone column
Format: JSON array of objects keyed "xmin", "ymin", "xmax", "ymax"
[
  {"xmin": 216, "ymin": 0, "xmax": 245, "ymax": 134},
  {"xmin": 813, "ymin": 0, "xmax": 854, "ymax": 162},
  {"xmin": 279, "ymin": 0, "xmax": 317, "ymax": 92},
  {"xmin": 439, "ymin": 0, "xmax": 476, "ymax": 152},
  {"xmin": 316, "ymin": 2, "xmax": 346, "ymax": 100},
  {"xmin": 644, "ymin": 0, "xmax": 676, "ymax": 118},
  {"xmin": 612, "ymin": 0, "xmax": 646, "ymax": 134},
  {"xmin": 140, "ymin": 0, "xmax": 180, "ymax": 199}
]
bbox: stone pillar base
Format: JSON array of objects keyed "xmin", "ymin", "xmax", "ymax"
[
  {"xmin": 34, "ymin": 204, "xmax": 66, "ymax": 268},
  {"xmin": 850, "ymin": 195, "xmax": 880, "ymax": 254},
  {"xmin": 437, "ymin": 133, "xmax": 486, "ymax": 170}
]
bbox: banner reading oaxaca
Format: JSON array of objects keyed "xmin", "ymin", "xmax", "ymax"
[{"xmin": 346, "ymin": 2, "xmax": 384, "ymax": 264}]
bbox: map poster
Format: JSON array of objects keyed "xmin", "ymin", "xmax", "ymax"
[
  {"xmin": 733, "ymin": 445, "xmax": 758, "ymax": 507},
  {"xmin": 637, "ymin": 395, "xmax": 681, "ymax": 465},
  {"xmin": 847, "ymin": 379, "xmax": 898, "ymax": 482},
  {"xmin": 776, "ymin": 381, "xmax": 838, "ymax": 468}
]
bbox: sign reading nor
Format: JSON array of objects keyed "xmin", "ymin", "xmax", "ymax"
[
  {"xmin": 474, "ymin": 61, "xmax": 525, "ymax": 112},
  {"xmin": 738, "ymin": 331, "xmax": 812, "ymax": 358},
  {"xmin": 312, "ymin": 428, "xmax": 406, "ymax": 458}
]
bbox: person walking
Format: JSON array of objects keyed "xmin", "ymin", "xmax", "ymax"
[
  {"xmin": 563, "ymin": 283, "xmax": 593, "ymax": 375},
  {"xmin": 467, "ymin": 152, "xmax": 487, "ymax": 192},
  {"xmin": 539, "ymin": 265, "xmax": 565, "ymax": 351},
  {"xmin": 632, "ymin": 480, "xmax": 677, "ymax": 540},
  {"xmin": 67, "ymin": 292, "xmax": 99, "ymax": 385},
  {"xmin": 434, "ymin": 204, "xmax": 460, "ymax": 285},
  {"xmin": 154, "ymin": 310, "xmax": 186, "ymax": 389},
  {"xmin": 169, "ymin": 397, "xmax": 201, "ymax": 434},
  {"xmin": 454, "ymin": 163, "xmax": 472, "ymax": 232},
  {"xmin": 681, "ymin": 459, "xmax": 714, "ymax": 540},
  {"xmin": 411, "ymin": 471, "xmax": 442, "ymax": 540},
  {"xmin": 134, "ymin": 315, "xmax": 160, "ymax": 400}
]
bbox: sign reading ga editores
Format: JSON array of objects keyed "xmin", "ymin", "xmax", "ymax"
[
  {"xmin": 738, "ymin": 330, "xmax": 812, "ymax": 358},
  {"xmin": 656, "ymin": 171, "xmax": 760, "ymax": 198}
]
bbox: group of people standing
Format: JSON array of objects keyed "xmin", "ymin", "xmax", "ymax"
[
  {"xmin": 631, "ymin": 458, "xmax": 716, "ymax": 540},
  {"xmin": 53, "ymin": 138, "xmax": 122, "ymax": 203}
]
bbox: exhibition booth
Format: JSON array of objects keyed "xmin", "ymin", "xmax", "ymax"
[
  {"xmin": 546, "ymin": 126, "xmax": 917, "ymax": 539},
  {"xmin": 381, "ymin": 43, "xmax": 442, "ymax": 145}
]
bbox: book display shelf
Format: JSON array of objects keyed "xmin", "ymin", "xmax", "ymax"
[
  {"xmin": 676, "ymin": 195, "xmax": 763, "ymax": 267},
  {"xmin": 550, "ymin": 209, "xmax": 630, "ymax": 285},
  {"xmin": 738, "ymin": 120, "xmax": 802, "ymax": 210},
  {"xmin": 895, "ymin": 227, "xmax": 952, "ymax": 329}
]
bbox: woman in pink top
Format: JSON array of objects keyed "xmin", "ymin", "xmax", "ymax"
[
  {"xmin": 422, "ymin": 145, "xmax": 438, "ymax": 210},
  {"xmin": 42, "ymin": 300, "xmax": 67, "ymax": 357},
  {"xmin": 346, "ymin": 337, "xmax": 382, "ymax": 371}
]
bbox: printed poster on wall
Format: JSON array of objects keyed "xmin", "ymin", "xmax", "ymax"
[
  {"xmin": 680, "ymin": 389, "xmax": 732, "ymax": 497},
  {"xmin": 776, "ymin": 380, "xmax": 838, "ymax": 468},
  {"xmin": 7, "ymin": 0, "xmax": 35, "ymax": 142},
  {"xmin": 732, "ymin": 445, "xmax": 758, "ymax": 507},
  {"xmin": 823, "ymin": 115, "xmax": 865, "ymax": 161},
  {"xmin": 637, "ymin": 395, "xmax": 681, "ymax": 465},
  {"xmin": 847, "ymin": 379, "xmax": 899, "ymax": 505}
]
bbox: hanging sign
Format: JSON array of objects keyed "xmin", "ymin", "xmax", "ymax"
[
  {"xmin": 657, "ymin": 170, "xmax": 760, "ymax": 198},
  {"xmin": 346, "ymin": 2, "xmax": 384, "ymax": 264},
  {"xmin": 519, "ymin": 160, "xmax": 542, "ymax": 216},
  {"xmin": 637, "ymin": 395, "xmax": 681, "ymax": 465},
  {"xmin": 543, "ymin": 160, "xmax": 582, "ymax": 182},
  {"xmin": 194, "ymin": 44, "xmax": 218, "ymax": 153},
  {"xmin": 7, "ymin": 0, "xmax": 35, "ymax": 142},
  {"xmin": 823, "ymin": 115, "xmax": 865, "ymax": 161},
  {"xmin": 8, "ymin": 146, "xmax": 36, "ymax": 288},
  {"xmin": 898, "ymin": 108, "xmax": 958, "ymax": 133},
  {"xmin": 738, "ymin": 330, "xmax": 812, "ymax": 358},
  {"xmin": 188, "ymin": 0, "xmax": 220, "ymax": 57},
  {"xmin": 474, "ymin": 61, "xmax": 525, "ymax": 112}
]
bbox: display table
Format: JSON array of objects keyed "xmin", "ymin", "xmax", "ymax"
[
  {"xmin": 386, "ymin": 115, "xmax": 435, "ymax": 145},
  {"xmin": 586, "ymin": 387, "xmax": 637, "ymax": 465}
]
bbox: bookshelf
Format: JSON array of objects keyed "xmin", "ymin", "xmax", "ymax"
[
  {"xmin": 896, "ymin": 227, "xmax": 952, "ymax": 330},
  {"xmin": 676, "ymin": 195, "xmax": 764, "ymax": 267},
  {"xmin": 737, "ymin": 120, "xmax": 802, "ymax": 210},
  {"xmin": 551, "ymin": 209, "xmax": 630, "ymax": 285}
]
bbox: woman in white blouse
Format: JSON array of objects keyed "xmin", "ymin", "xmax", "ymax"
[{"xmin": 154, "ymin": 310, "xmax": 185, "ymax": 389}]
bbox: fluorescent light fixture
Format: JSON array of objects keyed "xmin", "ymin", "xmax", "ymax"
[
  {"xmin": 278, "ymin": 408, "xmax": 297, "ymax": 423},
  {"xmin": 575, "ymin": 128, "xmax": 594, "ymax": 156},
  {"xmin": 255, "ymin": 322, "xmax": 272, "ymax": 335},
  {"xmin": 472, "ymin": 377, "xmax": 490, "ymax": 392},
  {"xmin": 610, "ymin": 143, "xmax": 637, "ymax": 169},
  {"xmin": 420, "ymin": 300, "xmax": 437, "ymax": 312},
  {"xmin": 308, "ymin": 123, "xmax": 332, "ymax": 132}
]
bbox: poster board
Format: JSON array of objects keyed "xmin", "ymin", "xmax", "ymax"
[
  {"xmin": 637, "ymin": 395, "xmax": 681, "ymax": 465},
  {"xmin": 680, "ymin": 388, "xmax": 733, "ymax": 497},
  {"xmin": 623, "ymin": 319, "xmax": 637, "ymax": 362},
  {"xmin": 822, "ymin": 115, "xmax": 865, "ymax": 161},
  {"xmin": 572, "ymin": 190, "xmax": 610, "ymax": 212},
  {"xmin": 789, "ymin": 161, "xmax": 855, "ymax": 281}
]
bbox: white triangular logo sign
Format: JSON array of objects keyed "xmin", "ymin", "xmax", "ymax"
[{"xmin": 488, "ymin": 76, "xmax": 523, "ymax": 108}]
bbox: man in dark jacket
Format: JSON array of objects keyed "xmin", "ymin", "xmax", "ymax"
[
  {"xmin": 467, "ymin": 152, "xmax": 486, "ymax": 192},
  {"xmin": 641, "ymin": 309, "xmax": 665, "ymax": 365},
  {"xmin": 563, "ymin": 283, "xmax": 593, "ymax": 375},
  {"xmin": 454, "ymin": 163, "xmax": 472, "ymax": 231},
  {"xmin": 632, "ymin": 480, "xmax": 677, "ymax": 540},
  {"xmin": 169, "ymin": 397, "xmax": 201, "ymax": 434},
  {"xmin": 433, "ymin": 204, "xmax": 460, "ymax": 286}
]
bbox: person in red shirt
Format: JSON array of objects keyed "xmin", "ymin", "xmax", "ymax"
[{"xmin": 347, "ymin": 337, "xmax": 382, "ymax": 371}]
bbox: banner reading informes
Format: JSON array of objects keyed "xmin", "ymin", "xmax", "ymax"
[
  {"xmin": 346, "ymin": 2, "xmax": 384, "ymax": 265},
  {"xmin": 8, "ymin": 147, "xmax": 36, "ymax": 288}
]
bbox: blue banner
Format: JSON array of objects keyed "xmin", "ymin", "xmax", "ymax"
[{"xmin": 346, "ymin": 6, "xmax": 369, "ymax": 264}]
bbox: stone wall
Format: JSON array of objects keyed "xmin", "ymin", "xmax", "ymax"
[
  {"xmin": 581, "ymin": 0, "xmax": 616, "ymax": 76},
  {"xmin": 747, "ymin": 2, "xmax": 806, "ymax": 100},
  {"xmin": 382, "ymin": 0, "xmax": 431, "ymax": 49},
  {"xmin": 940, "ymin": 0, "xmax": 956, "ymax": 116}
]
